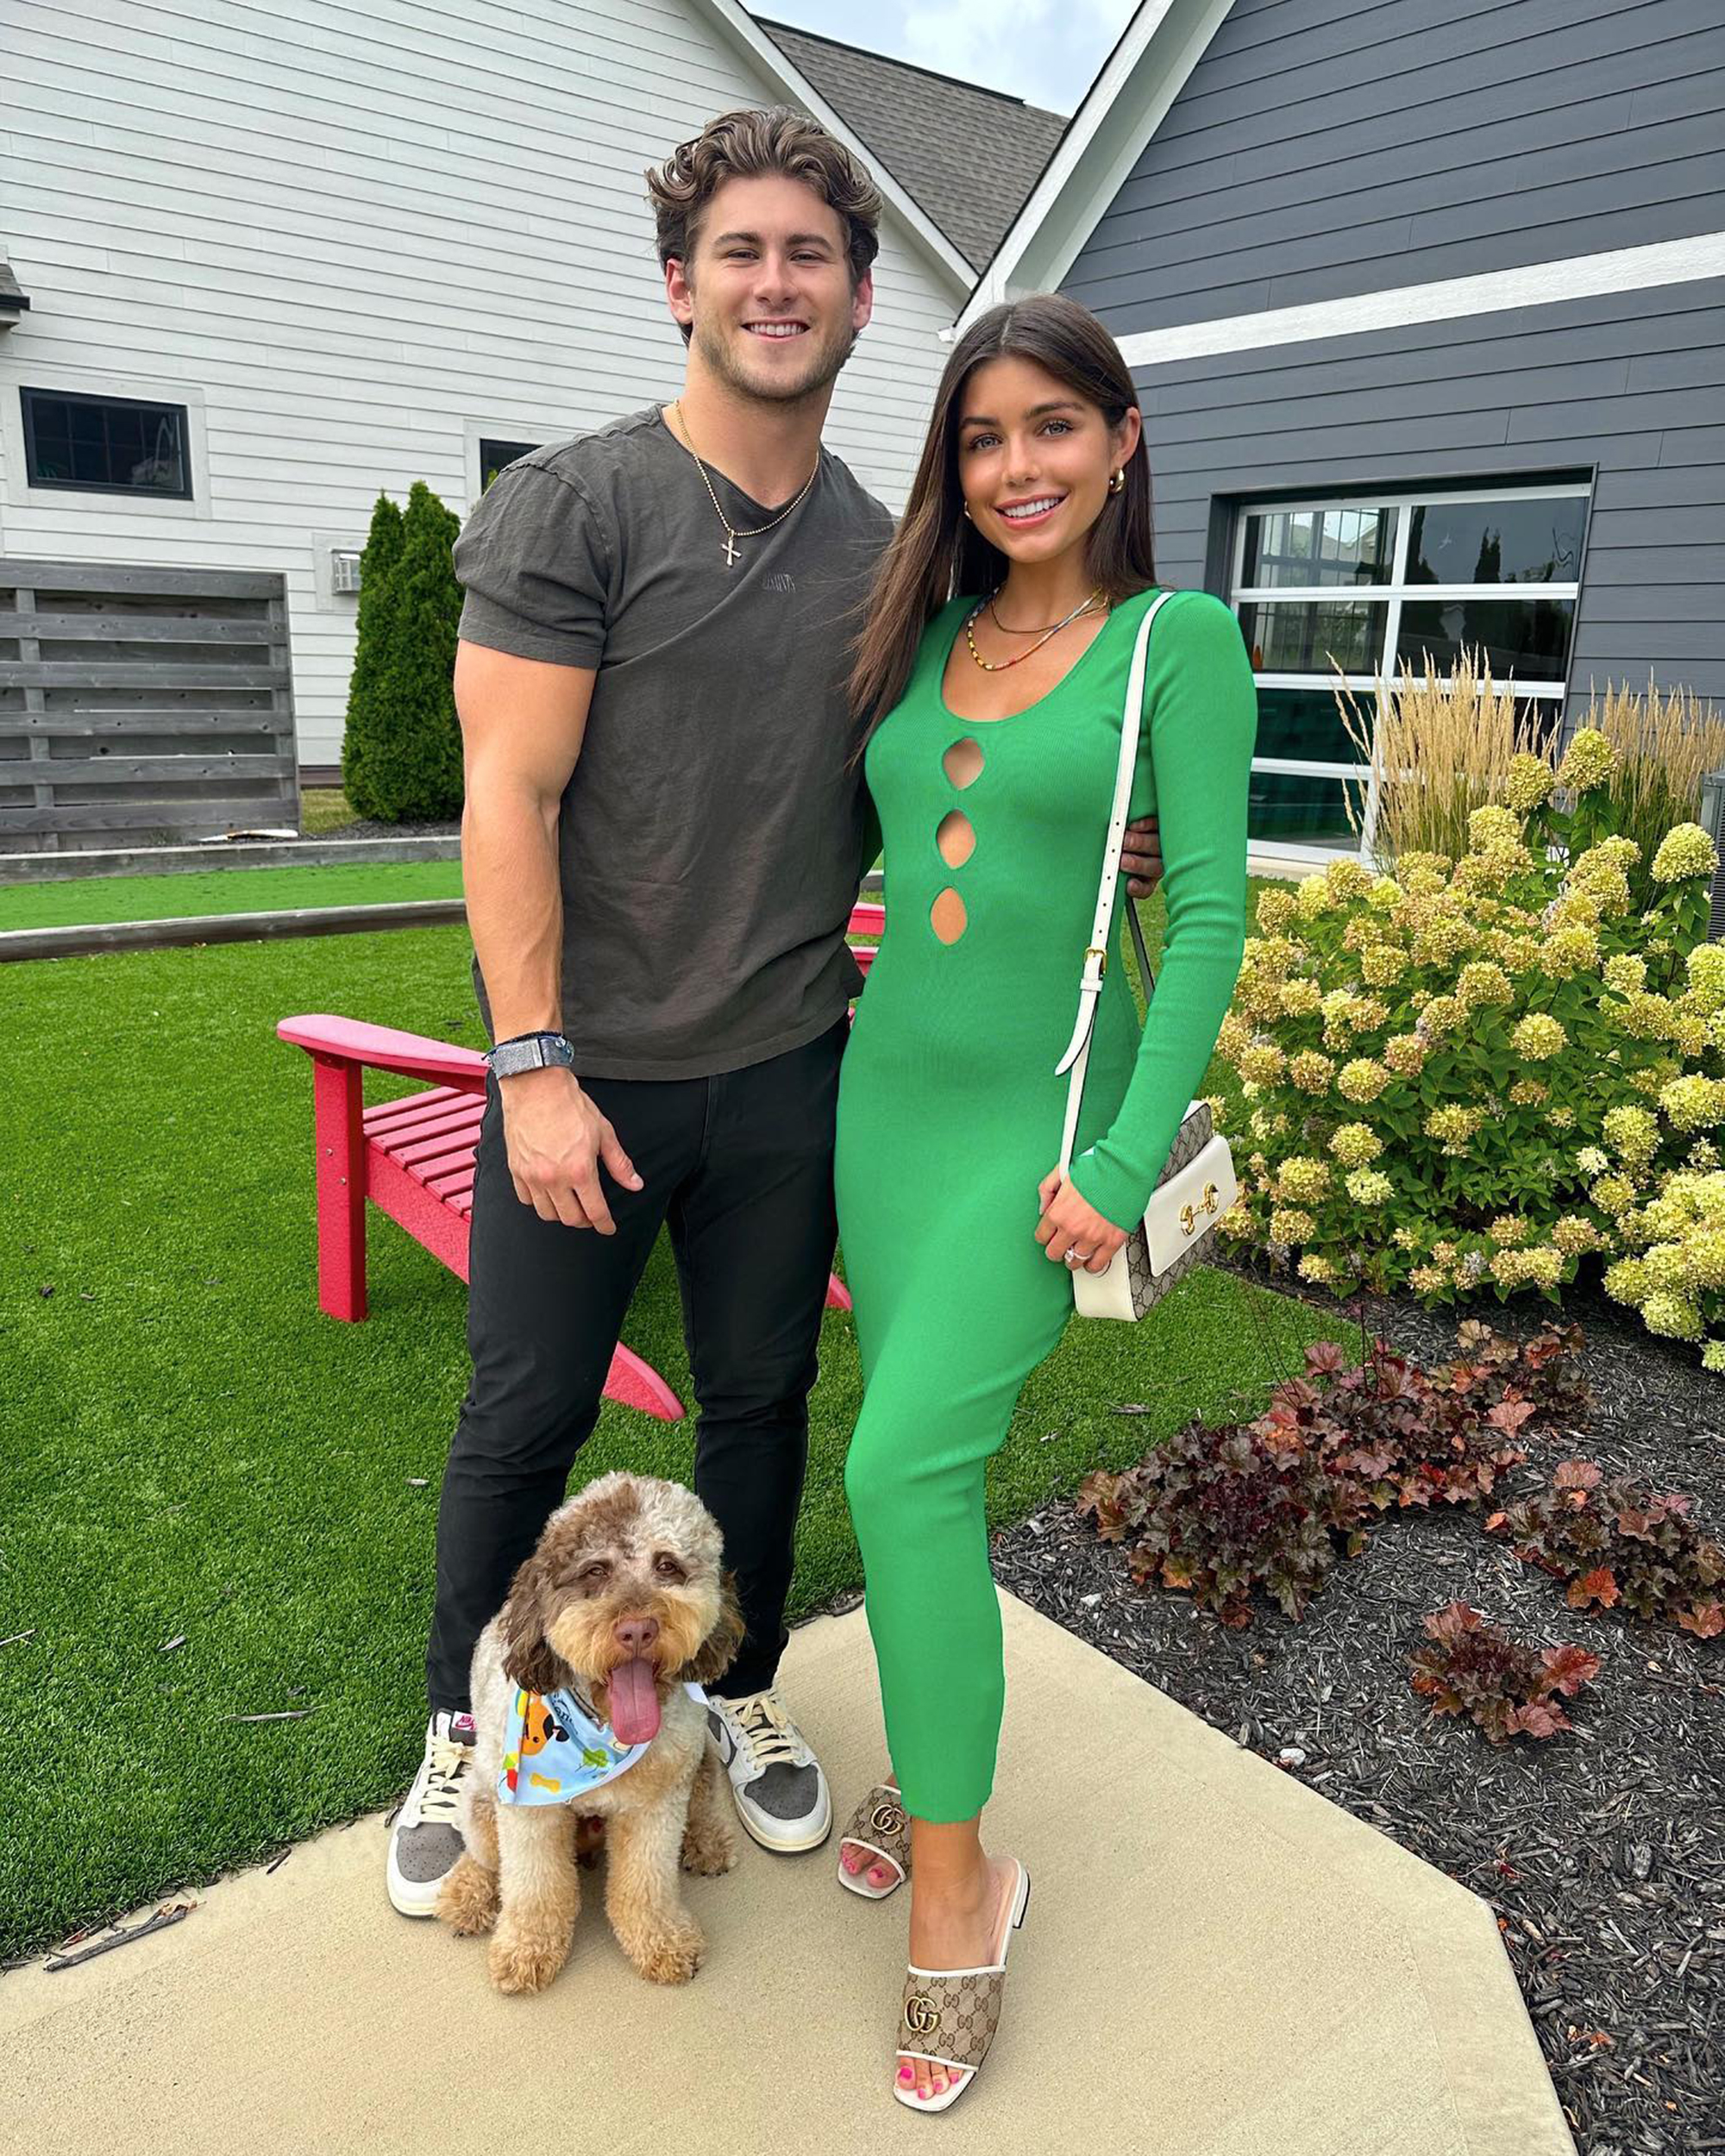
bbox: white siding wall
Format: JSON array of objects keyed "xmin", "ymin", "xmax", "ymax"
[{"xmin": 0, "ymin": 0, "xmax": 960, "ymax": 764}]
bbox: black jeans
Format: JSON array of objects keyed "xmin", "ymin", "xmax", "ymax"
[{"xmin": 424, "ymin": 1016, "xmax": 847, "ymax": 1714}]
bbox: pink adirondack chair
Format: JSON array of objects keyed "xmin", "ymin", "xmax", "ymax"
[
  {"xmin": 276, "ymin": 900, "xmax": 887, "ymax": 1400},
  {"xmin": 274, "ymin": 1012, "xmax": 686, "ymax": 1420}
]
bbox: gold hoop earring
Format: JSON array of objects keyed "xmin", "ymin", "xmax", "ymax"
[{"xmin": 1108, "ymin": 470, "xmax": 1125, "ymax": 495}]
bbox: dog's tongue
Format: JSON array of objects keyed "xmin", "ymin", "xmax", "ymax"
[{"xmin": 605, "ymin": 1658, "xmax": 661, "ymax": 1746}]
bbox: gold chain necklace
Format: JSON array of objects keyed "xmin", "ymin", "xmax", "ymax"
[
  {"xmin": 664, "ymin": 400, "xmax": 820, "ymax": 568},
  {"xmin": 963, "ymin": 586, "xmax": 1108, "ymax": 673}
]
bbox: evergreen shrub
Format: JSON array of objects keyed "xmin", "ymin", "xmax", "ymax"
[{"xmin": 340, "ymin": 481, "xmax": 464, "ymax": 822}]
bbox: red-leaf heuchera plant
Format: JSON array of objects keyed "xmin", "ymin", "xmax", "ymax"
[
  {"xmin": 1484, "ymin": 1459, "xmax": 1725, "ymax": 1638},
  {"xmin": 1408, "ymin": 1601, "xmax": 1602, "ymax": 1744},
  {"xmin": 1076, "ymin": 1322, "xmax": 1586, "ymax": 1631}
]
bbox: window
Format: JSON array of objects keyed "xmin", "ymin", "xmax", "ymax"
[
  {"xmin": 22, "ymin": 387, "xmax": 191, "ymax": 498},
  {"xmin": 479, "ymin": 438, "xmax": 542, "ymax": 491},
  {"xmin": 1230, "ymin": 483, "xmax": 1589, "ymax": 856}
]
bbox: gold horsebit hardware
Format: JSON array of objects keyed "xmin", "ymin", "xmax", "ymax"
[
  {"xmin": 904, "ymin": 1995, "xmax": 942, "ymax": 2036},
  {"xmin": 1179, "ymin": 1183, "xmax": 1221, "ymax": 1238}
]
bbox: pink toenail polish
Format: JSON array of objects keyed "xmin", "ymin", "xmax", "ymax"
[{"xmin": 899, "ymin": 2066, "xmax": 913, "ymax": 2084}]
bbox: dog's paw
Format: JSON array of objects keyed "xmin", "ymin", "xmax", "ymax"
[
  {"xmin": 681, "ymin": 1818, "xmax": 739, "ymax": 1876},
  {"xmin": 487, "ymin": 1927, "xmax": 570, "ymax": 1996},
  {"xmin": 437, "ymin": 1854, "xmax": 500, "ymax": 1936},
  {"xmin": 626, "ymin": 1917, "xmax": 705, "ymax": 1985}
]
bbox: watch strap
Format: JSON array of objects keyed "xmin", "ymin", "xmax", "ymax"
[{"xmin": 485, "ymin": 1031, "xmax": 574, "ymax": 1077}]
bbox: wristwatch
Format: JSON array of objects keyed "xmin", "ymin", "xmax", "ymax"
[{"xmin": 485, "ymin": 1031, "xmax": 576, "ymax": 1079}]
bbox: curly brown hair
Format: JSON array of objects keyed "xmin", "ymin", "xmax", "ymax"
[{"xmin": 644, "ymin": 108, "xmax": 882, "ymax": 344}]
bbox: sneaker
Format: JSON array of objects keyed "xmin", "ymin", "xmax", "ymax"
[
  {"xmin": 386, "ymin": 1709, "xmax": 476, "ymax": 1917},
  {"xmin": 706, "ymin": 1687, "xmax": 831, "ymax": 1852}
]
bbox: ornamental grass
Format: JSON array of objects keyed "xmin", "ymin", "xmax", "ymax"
[
  {"xmin": 1583, "ymin": 676, "xmax": 1725, "ymax": 868},
  {"xmin": 1336, "ymin": 650, "xmax": 1532, "ymax": 864},
  {"xmin": 1212, "ymin": 725, "xmax": 1725, "ymax": 1372}
]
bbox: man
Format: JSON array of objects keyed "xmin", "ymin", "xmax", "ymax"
[{"xmin": 387, "ymin": 105, "xmax": 1163, "ymax": 1914}]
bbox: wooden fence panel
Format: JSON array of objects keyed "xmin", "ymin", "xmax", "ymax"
[{"xmin": 0, "ymin": 560, "xmax": 299, "ymax": 854}]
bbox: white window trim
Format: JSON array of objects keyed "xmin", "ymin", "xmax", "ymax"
[
  {"xmin": 1230, "ymin": 480, "xmax": 1590, "ymax": 857},
  {"xmin": 1114, "ymin": 232, "xmax": 1725, "ymax": 369},
  {"xmin": 0, "ymin": 363, "xmax": 211, "ymax": 521}
]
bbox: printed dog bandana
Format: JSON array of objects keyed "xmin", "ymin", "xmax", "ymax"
[{"xmin": 499, "ymin": 1681, "xmax": 707, "ymax": 1806}]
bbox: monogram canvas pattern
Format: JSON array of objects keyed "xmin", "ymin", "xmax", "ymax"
[
  {"xmin": 841, "ymin": 1783, "xmax": 911, "ymax": 1877},
  {"xmin": 1129, "ymin": 1100, "xmax": 1224, "ymax": 1317},
  {"xmin": 900, "ymin": 1966, "xmax": 1007, "ymax": 2071}
]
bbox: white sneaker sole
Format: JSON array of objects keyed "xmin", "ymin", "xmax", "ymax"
[{"xmin": 731, "ymin": 1777, "xmax": 833, "ymax": 1852}]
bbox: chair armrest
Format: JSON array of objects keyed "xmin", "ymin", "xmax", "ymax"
[{"xmin": 277, "ymin": 1014, "xmax": 489, "ymax": 1092}]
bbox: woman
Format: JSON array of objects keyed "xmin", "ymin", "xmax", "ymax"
[{"xmin": 831, "ymin": 293, "xmax": 1258, "ymax": 2111}]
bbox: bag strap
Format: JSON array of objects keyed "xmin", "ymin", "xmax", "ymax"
[{"xmin": 1056, "ymin": 587, "xmax": 1176, "ymax": 1179}]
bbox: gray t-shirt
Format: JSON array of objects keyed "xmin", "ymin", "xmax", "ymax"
[{"xmin": 453, "ymin": 405, "xmax": 894, "ymax": 1080}]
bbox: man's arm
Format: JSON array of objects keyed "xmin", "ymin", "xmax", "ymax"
[{"xmin": 455, "ymin": 639, "xmax": 643, "ymax": 1233}]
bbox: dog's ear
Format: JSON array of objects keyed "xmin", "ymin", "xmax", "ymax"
[
  {"xmin": 499, "ymin": 1551, "xmax": 566, "ymax": 1696},
  {"xmin": 683, "ymin": 1570, "xmax": 747, "ymax": 1687}
]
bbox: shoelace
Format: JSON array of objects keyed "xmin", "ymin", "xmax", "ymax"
[
  {"xmin": 724, "ymin": 1689, "xmax": 810, "ymax": 1771},
  {"xmin": 414, "ymin": 1736, "xmax": 472, "ymax": 1827}
]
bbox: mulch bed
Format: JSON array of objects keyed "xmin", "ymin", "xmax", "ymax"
[
  {"xmin": 314, "ymin": 815, "xmax": 461, "ymax": 841},
  {"xmin": 981, "ymin": 1263, "xmax": 1723, "ymax": 2154}
]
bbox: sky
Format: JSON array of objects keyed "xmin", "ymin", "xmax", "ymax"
[{"xmin": 757, "ymin": 0, "xmax": 1139, "ymax": 117}]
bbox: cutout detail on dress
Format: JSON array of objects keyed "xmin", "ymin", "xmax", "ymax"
[
  {"xmin": 942, "ymin": 737, "xmax": 984, "ymax": 791},
  {"xmin": 930, "ymin": 887, "xmax": 969, "ymax": 945},
  {"xmin": 936, "ymin": 810, "xmax": 975, "ymax": 869}
]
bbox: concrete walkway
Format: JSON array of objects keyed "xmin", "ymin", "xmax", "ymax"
[{"xmin": 1, "ymin": 1595, "xmax": 1575, "ymax": 2156}]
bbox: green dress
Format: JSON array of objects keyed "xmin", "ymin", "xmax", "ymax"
[{"xmin": 834, "ymin": 585, "xmax": 1258, "ymax": 1821}]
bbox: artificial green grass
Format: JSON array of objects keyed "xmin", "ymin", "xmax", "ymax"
[
  {"xmin": 0, "ymin": 859, "xmax": 465, "ymax": 932},
  {"xmin": 301, "ymin": 787, "xmax": 360, "ymax": 836},
  {"xmin": 0, "ymin": 887, "xmax": 1338, "ymax": 1959}
]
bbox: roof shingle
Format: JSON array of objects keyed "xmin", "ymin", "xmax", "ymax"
[{"xmin": 756, "ymin": 16, "xmax": 1067, "ymax": 273}]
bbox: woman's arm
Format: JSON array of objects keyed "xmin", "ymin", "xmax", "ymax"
[{"xmin": 1065, "ymin": 590, "xmax": 1258, "ymax": 1232}]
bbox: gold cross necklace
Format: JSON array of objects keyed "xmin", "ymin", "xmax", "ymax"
[{"xmin": 664, "ymin": 400, "xmax": 821, "ymax": 567}]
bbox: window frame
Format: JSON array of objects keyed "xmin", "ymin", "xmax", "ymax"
[
  {"xmin": 465, "ymin": 422, "xmax": 552, "ymax": 505},
  {"xmin": 21, "ymin": 385, "xmax": 194, "ymax": 500},
  {"xmin": 1228, "ymin": 480, "xmax": 1590, "ymax": 862}
]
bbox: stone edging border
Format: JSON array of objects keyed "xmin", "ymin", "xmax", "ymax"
[
  {"xmin": 2, "ymin": 871, "xmax": 888, "ymax": 962},
  {"xmin": 0, "ymin": 835, "xmax": 462, "ymax": 883},
  {"xmin": 1, "ymin": 899, "xmax": 469, "ymax": 962}
]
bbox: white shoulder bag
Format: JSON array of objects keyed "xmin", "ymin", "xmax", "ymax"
[{"xmin": 1054, "ymin": 589, "xmax": 1239, "ymax": 1320}]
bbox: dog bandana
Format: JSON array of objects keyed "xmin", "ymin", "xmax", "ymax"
[{"xmin": 499, "ymin": 1681, "xmax": 707, "ymax": 1806}]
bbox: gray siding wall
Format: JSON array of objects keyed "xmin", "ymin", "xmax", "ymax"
[
  {"xmin": 1066, "ymin": 0, "xmax": 1725, "ymax": 336},
  {"xmin": 1129, "ymin": 277, "xmax": 1725, "ymax": 726}
]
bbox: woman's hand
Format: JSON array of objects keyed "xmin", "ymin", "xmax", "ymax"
[{"xmin": 1035, "ymin": 1170, "xmax": 1128, "ymax": 1275}]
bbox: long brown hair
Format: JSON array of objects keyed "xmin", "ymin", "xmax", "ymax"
[{"xmin": 847, "ymin": 294, "xmax": 1157, "ymax": 740}]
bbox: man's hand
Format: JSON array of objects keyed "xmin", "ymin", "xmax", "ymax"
[
  {"xmin": 498, "ymin": 1066, "xmax": 642, "ymax": 1232},
  {"xmin": 1121, "ymin": 812, "xmax": 1163, "ymax": 899}
]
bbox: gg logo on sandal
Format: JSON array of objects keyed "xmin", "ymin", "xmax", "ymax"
[
  {"xmin": 870, "ymin": 1802, "xmax": 906, "ymax": 1834},
  {"xmin": 904, "ymin": 1995, "xmax": 942, "ymax": 2036}
]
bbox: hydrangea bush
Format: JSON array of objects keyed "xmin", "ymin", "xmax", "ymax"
[{"xmin": 1213, "ymin": 728, "xmax": 1725, "ymax": 1372}]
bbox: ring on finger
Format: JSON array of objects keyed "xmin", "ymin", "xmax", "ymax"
[{"xmin": 1065, "ymin": 1248, "xmax": 1088, "ymax": 1268}]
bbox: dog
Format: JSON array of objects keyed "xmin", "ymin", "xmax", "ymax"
[{"xmin": 436, "ymin": 1470, "xmax": 746, "ymax": 1992}]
